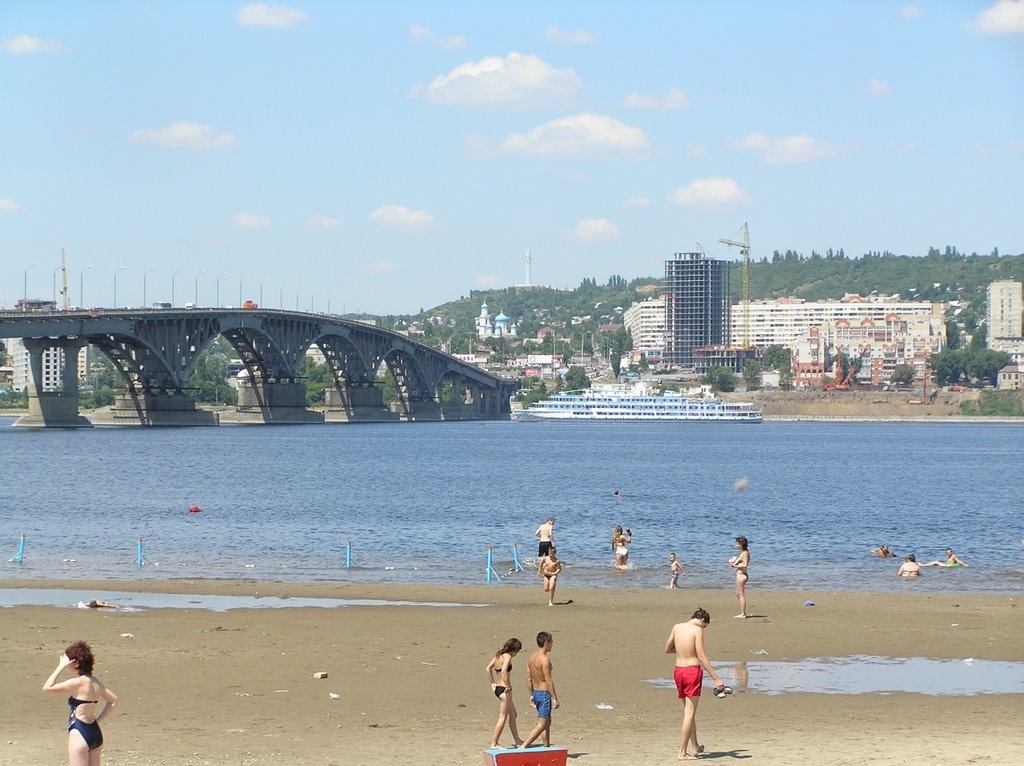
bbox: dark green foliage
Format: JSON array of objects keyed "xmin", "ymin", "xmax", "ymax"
[
  {"xmin": 704, "ymin": 366, "xmax": 737, "ymax": 392},
  {"xmin": 742, "ymin": 360, "xmax": 763, "ymax": 391},
  {"xmin": 563, "ymin": 365, "xmax": 591, "ymax": 392},
  {"xmin": 890, "ymin": 364, "xmax": 915, "ymax": 386}
]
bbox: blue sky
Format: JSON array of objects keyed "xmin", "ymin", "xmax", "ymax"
[{"xmin": 2, "ymin": 1, "xmax": 1022, "ymax": 314}]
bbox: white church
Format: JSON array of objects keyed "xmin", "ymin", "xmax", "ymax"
[{"xmin": 476, "ymin": 302, "xmax": 518, "ymax": 339}]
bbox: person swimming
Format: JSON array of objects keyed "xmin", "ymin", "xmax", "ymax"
[
  {"xmin": 871, "ymin": 544, "xmax": 896, "ymax": 558},
  {"xmin": 897, "ymin": 554, "xmax": 922, "ymax": 578},
  {"xmin": 921, "ymin": 548, "xmax": 968, "ymax": 568}
]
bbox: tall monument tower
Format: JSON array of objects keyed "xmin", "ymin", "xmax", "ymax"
[{"xmin": 524, "ymin": 250, "xmax": 533, "ymax": 287}]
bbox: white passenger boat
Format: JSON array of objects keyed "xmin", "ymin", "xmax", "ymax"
[{"xmin": 511, "ymin": 383, "xmax": 762, "ymax": 423}]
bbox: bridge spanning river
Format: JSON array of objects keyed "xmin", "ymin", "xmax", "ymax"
[{"xmin": 0, "ymin": 308, "xmax": 516, "ymax": 427}]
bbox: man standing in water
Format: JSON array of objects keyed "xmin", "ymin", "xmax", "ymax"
[
  {"xmin": 535, "ymin": 517, "xmax": 555, "ymax": 560},
  {"xmin": 665, "ymin": 608, "xmax": 728, "ymax": 760},
  {"xmin": 520, "ymin": 631, "xmax": 558, "ymax": 749}
]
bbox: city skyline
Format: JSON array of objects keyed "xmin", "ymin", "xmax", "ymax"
[{"xmin": 2, "ymin": 1, "xmax": 1023, "ymax": 314}]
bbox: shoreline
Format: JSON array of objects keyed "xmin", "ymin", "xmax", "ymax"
[{"xmin": 2, "ymin": 579, "xmax": 1021, "ymax": 765}]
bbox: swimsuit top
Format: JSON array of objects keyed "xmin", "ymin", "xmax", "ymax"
[{"xmin": 69, "ymin": 697, "xmax": 98, "ymax": 708}]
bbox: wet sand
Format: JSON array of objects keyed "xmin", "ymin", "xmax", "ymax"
[{"xmin": 2, "ymin": 579, "xmax": 1021, "ymax": 765}]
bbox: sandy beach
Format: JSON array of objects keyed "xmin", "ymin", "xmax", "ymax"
[{"xmin": 2, "ymin": 578, "xmax": 1021, "ymax": 766}]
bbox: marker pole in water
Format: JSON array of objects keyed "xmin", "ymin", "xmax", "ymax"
[
  {"xmin": 345, "ymin": 541, "xmax": 352, "ymax": 569},
  {"xmin": 7, "ymin": 533, "xmax": 26, "ymax": 564},
  {"xmin": 486, "ymin": 546, "xmax": 502, "ymax": 583},
  {"xmin": 135, "ymin": 536, "xmax": 149, "ymax": 567},
  {"xmin": 512, "ymin": 543, "xmax": 527, "ymax": 573}
]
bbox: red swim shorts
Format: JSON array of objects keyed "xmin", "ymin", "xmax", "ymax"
[{"xmin": 674, "ymin": 665, "xmax": 703, "ymax": 698}]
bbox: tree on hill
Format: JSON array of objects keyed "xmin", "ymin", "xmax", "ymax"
[{"xmin": 704, "ymin": 366, "xmax": 737, "ymax": 392}]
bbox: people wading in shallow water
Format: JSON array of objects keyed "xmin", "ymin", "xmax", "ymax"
[
  {"xmin": 612, "ymin": 525, "xmax": 632, "ymax": 569},
  {"xmin": 43, "ymin": 640, "xmax": 118, "ymax": 766},
  {"xmin": 485, "ymin": 637, "xmax": 524, "ymax": 749},
  {"xmin": 730, "ymin": 536, "xmax": 750, "ymax": 618}
]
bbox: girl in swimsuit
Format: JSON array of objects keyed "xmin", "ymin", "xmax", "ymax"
[
  {"xmin": 612, "ymin": 525, "xmax": 632, "ymax": 569},
  {"xmin": 730, "ymin": 536, "xmax": 750, "ymax": 618},
  {"xmin": 42, "ymin": 640, "xmax": 118, "ymax": 766},
  {"xmin": 485, "ymin": 637, "xmax": 523, "ymax": 749}
]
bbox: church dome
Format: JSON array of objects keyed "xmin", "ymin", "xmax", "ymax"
[{"xmin": 495, "ymin": 312, "xmax": 509, "ymax": 322}]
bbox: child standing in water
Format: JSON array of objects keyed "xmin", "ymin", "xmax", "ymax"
[{"xmin": 668, "ymin": 553, "xmax": 685, "ymax": 589}]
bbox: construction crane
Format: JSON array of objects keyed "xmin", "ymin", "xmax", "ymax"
[
  {"xmin": 719, "ymin": 223, "xmax": 750, "ymax": 347},
  {"xmin": 59, "ymin": 248, "xmax": 70, "ymax": 310}
]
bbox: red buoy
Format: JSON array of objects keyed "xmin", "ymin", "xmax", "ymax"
[{"xmin": 188, "ymin": 505, "xmax": 202, "ymax": 513}]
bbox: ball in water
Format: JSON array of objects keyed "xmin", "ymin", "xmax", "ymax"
[{"xmin": 734, "ymin": 477, "xmax": 749, "ymax": 492}]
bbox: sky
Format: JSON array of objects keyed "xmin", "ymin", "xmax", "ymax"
[{"xmin": 2, "ymin": 1, "xmax": 1023, "ymax": 315}]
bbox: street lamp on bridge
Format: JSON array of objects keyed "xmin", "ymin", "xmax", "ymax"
[
  {"xmin": 295, "ymin": 287, "xmax": 302, "ymax": 312},
  {"xmin": 23, "ymin": 263, "xmax": 37, "ymax": 308},
  {"xmin": 113, "ymin": 266, "xmax": 127, "ymax": 308},
  {"xmin": 260, "ymin": 278, "xmax": 270, "ymax": 308},
  {"xmin": 171, "ymin": 269, "xmax": 183, "ymax": 307},
  {"xmin": 143, "ymin": 267, "xmax": 156, "ymax": 308},
  {"xmin": 216, "ymin": 272, "xmax": 227, "ymax": 307},
  {"xmin": 279, "ymin": 282, "xmax": 288, "ymax": 309},
  {"xmin": 194, "ymin": 270, "xmax": 205, "ymax": 306},
  {"xmin": 79, "ymin": 265, "xmax": 93, "ymax": 308},
  {"xmin": 238, "ymin": 274, "xmax": 250, "ymax": 308}
]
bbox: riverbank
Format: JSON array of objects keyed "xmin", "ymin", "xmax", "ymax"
[{"xmin": 2, "ymin": 579, "xmax": 1021, "ymax": 765}]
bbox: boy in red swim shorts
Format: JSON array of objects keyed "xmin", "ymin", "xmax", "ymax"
[{"xmin": 665, "ymin": 608, "xmax": 728, "ymax": 760}]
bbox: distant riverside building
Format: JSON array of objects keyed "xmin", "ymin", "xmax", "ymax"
[
  {"xmin": 663, "ymin": 252, "xmax": 730, "ymax": 368},
  {"xmin": 732, "ymin": 294, "xmax": 941, "ymax": 349},
  {"xmin": 987, "ymin": 280, "xmax": 1023, "ymax": 362},
  {"xmin": 997, "ymin": 363, "xmax": 1024, "ymax": 390},
  {"xmin": 790, "ymin": 312, "xmax": 945, "ymax": 388},
  {"xmin": 622, "ymin": 297, "xmax": 665, "ymax": 353},
  {"xmin": 476, "ymin": 302, "xmax": 518, "ymax": 339},
  {"xmin": 6, "ymin": 337, "xmax": 91, "ymax": 393}
]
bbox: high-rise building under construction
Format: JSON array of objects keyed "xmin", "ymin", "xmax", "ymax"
[{"xmin": 663, "ymin": 252, "xmax": 731, "ymax": 368}]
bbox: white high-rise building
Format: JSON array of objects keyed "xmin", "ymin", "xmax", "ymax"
[
  {"xmin": 623, "ymin": 297, "xmax": 665, "ymax": 350},
  {"xmin": 6, "ymin": 338, "xmax": 91, "ymax": 392},
  {"xmin": 987, "ymin": 280, "xmax": 1023, "ymax": 345}
]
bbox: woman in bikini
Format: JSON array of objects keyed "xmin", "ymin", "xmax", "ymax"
[
  {"xmin": 612, "ymin": 525, "xmax": 632, "ymax": 569},
  {"xmin": 485, "ymin": 637, "xmax": 524, "ymax": 749},
  {"xmin": 43, "ymin": 640, "xmax": 118, "ymax": 766},
  {"xmin": 730, "ymin": 536, "xmax": 750, "ymax": 618}
]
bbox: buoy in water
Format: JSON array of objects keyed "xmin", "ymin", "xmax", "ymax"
[{"xmin": 187, "ymin": 505, "xmax": 203, "ymax": 513}]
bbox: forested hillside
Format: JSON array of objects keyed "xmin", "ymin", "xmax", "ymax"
[{"xmin": 411, "ymin": 248, "xmax": 1023, "ymax": 333}]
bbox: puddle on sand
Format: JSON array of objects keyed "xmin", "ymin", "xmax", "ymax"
[
  {"xmin": 648, "ymin": 655, "xmax": 1024, "ymax": 696},
  {"xmin": 0, "ymin": 588, "xmax": 489, "ymax": 612}
]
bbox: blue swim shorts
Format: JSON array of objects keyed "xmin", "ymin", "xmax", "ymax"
[{"xmin": 532, "ymin": 690, "xmax": 552, "ymax": 718}]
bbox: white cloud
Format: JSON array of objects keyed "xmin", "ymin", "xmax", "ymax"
[
  {"xmin": 417, "ymin": 52, "xmax": 581, "ymax": 107},
  {"xmin": 473, "ymin": 275, "xmax": 501, "ymax": 288},
  {"xmin": 866, "ymin": 79, "xmax": 891, "ymax": 96},
  {"xmin": 669, "ymin": 178, "xmax": 750, "ymax": 207},
  {"xmin": 128, "ymin": 122, "xmax": 238, "ymax": 150},
  {"xmin": 364, "ymin": 260, "xmax": 397, "ymax": 273},
  {"xmin": 0, "ymin": 198, "xmax": 24, "ymax": 212},
  {"xmin": 230, "ymin": 212, "xmax": 270, "ymax": 230},
  {"xmin": 974, "ymin": 0, "xmax": 1024, "ymax": 35},
  {"xmin": 369, "ymin": 205, "xmax": 435, "ymax": 229},
  {"xmin": 545, "ymin": 25, "xmax": 597, "ymax": 45},
  {"xmin": 900, "ymin": 5, "xmax": 925, "ymax": 19},
  {"xmin": 408, "ymin": 24, "xmax": 466, "ymax": 49},
  {"xmin": 499, "ymin": 113, "xmax": 651, "ymax": 159},
  {"xmin": 624, "ymin": 88, "xmax": 689, "ymax": 110},
  {"xmin": 2, "ymin": 33, "xmax": 67, "ymax": 54},
  {"xmin": 731, "ymin": 131, "xmax": 842, "ymax": 164},
  {"xmin": 307, "ymin": 214, "xmax": 343, "ymax": 230},
  {"xmin": 567, "ymin": 218, "xmax": 621, "ymax": 243},
  {"xmin": 236, "ymin": 3, "xmax": 309, "ymax": 28},
  {"xmin": 623, "ymin": 196, "xmax": 650, "ymax": 208}
]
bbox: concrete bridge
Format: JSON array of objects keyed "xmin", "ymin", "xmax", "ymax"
[{"xmin": 0, "ymin": 308, "xmax": 517, "ymax": 427}]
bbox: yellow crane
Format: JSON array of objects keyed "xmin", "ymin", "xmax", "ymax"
[{"xmin": 719, "ymin": 223, "xmax": 750, "ymax": 348}]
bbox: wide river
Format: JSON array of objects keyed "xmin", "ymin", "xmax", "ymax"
[{"xmin": 1, "ymin": 417, "xmax": 1021, "ymax": 593}]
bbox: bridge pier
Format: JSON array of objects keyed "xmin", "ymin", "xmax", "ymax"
[
  {"xmin": 324, "ymin": 386, "xmax": 398, "ymax": 422},
  {"xmin": 90, "ymin": 391, "xmax": 219, "ymax": 426},
  {"xmin": 13, "ymin": 338, "xmax": 92, "ymax": 428},
  {"xmin": 233, "ymin": 380, "xmax": 324, "ymax": 424}
]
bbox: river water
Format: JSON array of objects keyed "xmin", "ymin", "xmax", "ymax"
[{"xmin": 1, "ymin": 417, "xmax": 1021, "ymax": 593}]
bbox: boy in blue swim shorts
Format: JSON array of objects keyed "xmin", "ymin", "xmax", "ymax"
[{"xmin": 520, "ymin": 631, "xmax": 558, "ymax": 749}]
